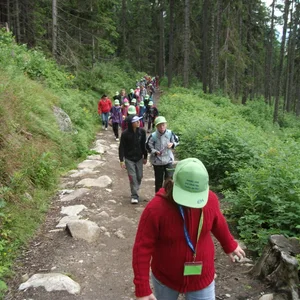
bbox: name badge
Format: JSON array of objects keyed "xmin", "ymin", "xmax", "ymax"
[{"xmin": 183, "ymin": 261, "xmax": 203, "ymax": 276}]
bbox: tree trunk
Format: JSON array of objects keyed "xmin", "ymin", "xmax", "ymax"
[
  {"xmin": 52, "ymin": 0, "xmax": 57, "ymax": 57},
  {"xmin": 286, "ymin": 1, "xmax": 299, "ymax": 113},
  {"xmin": 273, "ymin": 0, "xmax": 290, "ymax": 123},
  {"xmin": 168, "ymin": 0, "xmax": 174, "ymax": 88},
  {"xmin": 15, "ymin": 0, "xmax": 21, "ymax": 42},
  {"xmin": 264, "ymin": 0, "xmax": 276, "ymax": 105},
  {"xmin": 211, "ymin": 0, "xmax": 220, "ymax": 93},
  {"xmin": 250, "ymin": 235, "xmax": 300, "ymax": 300},
  {"xmin": 7, "ymin": 0, "xmax": 11, "ymax": 31},
  {"xmin": 202, "ymin": 0, "xmax": 209, "ymax": 93},
  {"xmin": 183, "ymin": 0, "xmax": 190, "ymax": 88},
  {"xmin": 121, "ymin": 0, "xmax": 127, "ymax": 57},
  {"xmin": 159, "ymin": 0, "xmax": 165, "ymax": 78}
]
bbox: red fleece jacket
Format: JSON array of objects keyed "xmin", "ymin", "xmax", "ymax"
[
  {"xmin": 98, "ymin": 98, "xmax": 112, "ymax": 114},
  {"xmin": 132, "ymin": 189, "xmax": 237, "ymax": 297}
]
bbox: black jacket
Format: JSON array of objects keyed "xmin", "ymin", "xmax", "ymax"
[{"xmin": 119, "ymin": 120, "xmax": 148, "ymax": 162}]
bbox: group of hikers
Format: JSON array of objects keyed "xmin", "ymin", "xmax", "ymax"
[
  {"xmin": 97, "ymin": 77, "xmax": 246, "ymax": 300},
  {"xmin": 98, "ymin": 86, "xmax": 159, "ymax": 141}
]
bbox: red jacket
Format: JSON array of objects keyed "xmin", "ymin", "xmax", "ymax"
[
  {"xmin": 98, "ymin": 98, "xmax": 112, "ymax": 114},
  {"xmin": 132, "ymin": 189, "xmax": 237, "ymax": 297}
]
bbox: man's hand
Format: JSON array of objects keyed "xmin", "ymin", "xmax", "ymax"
[
  {"xmin": 137, "ymin": 294, "xmax": 157, "ymax": 300},
  {"xmin": 120, "ymin": 161, "xmax": 126, "ymax": 169},
  {"xmin": 228, "ymin": 244, "xmax": 246, "ymax": 262},
  {"xmin": 167, "ymin": 142, "xmax": 174, "ymax": 149}
]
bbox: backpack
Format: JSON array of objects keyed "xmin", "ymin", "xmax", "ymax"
[{"xmin": 145, "ymin": 129, "xmax": 179, "ymax": 153}]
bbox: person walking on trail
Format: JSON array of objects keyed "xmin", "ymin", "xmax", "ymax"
[
  {"xmin": 132, "ymin": 157, "xmax": 246, "ymax": 300},
  {"xmin": 122, "ymin": 105, "xmax": 137, "ymax": 132},
  {"xmin": 146, "ymin": 116, "xmax": 178, "ymax": 192},
  {"xmin": 146, "ymin": 101, "xmax": 158, "ymax": 133},
  {"xmin": 119, "ymin": 115, "xmax": 148, "ymax": 204},
  {"xmin": 110, "ymin": 99, "xmax": 123, "ymax": 141},
  {"xmin": 98, "ymin": 94, "xmax": 112, "ymax": 130}
]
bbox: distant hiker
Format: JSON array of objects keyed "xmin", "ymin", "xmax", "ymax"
[
  {"xmin": 110, "ymin": 99, "xmax": 123, "ymax": 141},
  {"xmin": 144, "ymin": 94, "xmax": 150, "ymax": 107},
  {"xmin": 146, "ymin": 116, "xmax": 179, "ymax": 192},
  {"xmin": 119, "ymin": 115, "xmax": 148, "ymax": 204},
  {"xmin": 120, "ymin": 89, "xmax": 128, "ymax": 105},
  {"xmin": 128, "ymin": 89, "xmax": 136, "ymax": 102},
  {"xmin": 131, "ymin": 98, "xmax": 137, "ymax": 107},
  {"xmin": 146, "ymin": 101, "xmax": 159, "ymax": 133},
  {"xmin": 122, "ymin": 104, "xmax": 137, "ymax": 132},
  {"xmin": 113, "ymin": 91, "xmax": 121, "ymax": 101},
  {"xmin": 138, "ymin": 101, "xmax": 146, "ymax": 128},
  {"xmin": 98, "ymin": 94, "xmax": 112, "ymax": 130},
  {"xmin": 132, "ymin": 158, "xmax": 246, "ymax": 300}
]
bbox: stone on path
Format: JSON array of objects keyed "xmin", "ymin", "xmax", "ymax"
[
  {"xmin": 59, "ymin": 188, "xmax": 90, "ymax": 202},
  {"xmin": 87, "ymin": 154, "xmax": 102, "ymax": 160},
  {"xmin": 66, "ymin": 220, "xmax": 100, "ymax": 243},
  {"xmin": 91, "ymin": 140, "xmax": 109, "ymax": 154},
  {"xmin": 69, "ymin": 169, "xmax": 100, "ymax": 178},
  {"xmin": 77, "ymin": 160, "xmax": 105, "ymax": 170},
  {"xmin": 60, "ymin": 205, "xmax": 87, "ymax": 216},
  {"xmin": 76, "ymin": 176, "xmax": 112, "ymax": 188},
  {"xmin": 56, "ymin": 215, "xmax": 81, "ymax": 228},
  {"xmin": 259, "ymin": 295, "xmax": 274, "ymax": 300},
  {"xmin": 19, "ymin": 273, "xmax": 80, "ymax": 294}
]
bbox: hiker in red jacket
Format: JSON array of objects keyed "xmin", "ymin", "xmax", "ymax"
[
  {"xmin": 132, "ymin": 158, "xmax": 245, "ymax": 300},
  {"xmin": 98, "ymin": 94, "xmax": 112, "ymax": 130}
]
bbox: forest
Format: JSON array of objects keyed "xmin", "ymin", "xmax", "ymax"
[
  {"xmin": 1, "ymin": 0, "xmax": 300, "ymax": 297},
  {"xmin": 1, "ymin": 0, "xmax": 300, "ymax": 121}
]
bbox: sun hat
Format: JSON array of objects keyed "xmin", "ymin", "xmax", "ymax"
[
  {"xmin": 131, "ymin": 116, "xmax": 143, "ymax": 123},
  {"xmin": 131, "ymin": 98, "xmax": 137, "ymax": 103},
  {"xmin": 128, "ymin": 105, "xmax": 136, "ymax": 115},
  {"xmin": 130, "ymin": 89, "xmax": 134, "ymax": 93},
  {"xmin": 124, "ymin": 102, "xmax": 129, "ymax": 106},
  {"xmin": 145, "ymin": 95, "xmax": 150, "ymax": 99},
  {"xmin": 114, "ymin": 99, "xmax": 120, "ymax": 105},
  {"xmin": 139, "ymin": 101, "xmax": 144, "ymax": 106},
  {"xmin": 115, "ymin": 91, "xmax": 119, "ymax": 96},
  {"xmin": 148, "ymin": 101, "xmax": 153, "ymax": 106},
  {"xmin": 172, "ymin": 158, "xmax": 209, "ymax": 208},
  {"xmin": 154, "ymin": 116, "xmax": 167, "ymax": 127}
]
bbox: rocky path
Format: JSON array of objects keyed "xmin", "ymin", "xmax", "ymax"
[{"xmin": 5, "ymin": 119, "xmax": 273, "ymax": 300}]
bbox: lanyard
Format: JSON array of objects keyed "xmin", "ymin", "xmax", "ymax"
[{"xmin": 178, "ymin": 205, "xmax": 204, "ymax": 260}]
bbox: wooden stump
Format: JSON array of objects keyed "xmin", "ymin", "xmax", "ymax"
[{"xmin": 250, "ymin": 235, "xmax": 300, "ymax": 300}]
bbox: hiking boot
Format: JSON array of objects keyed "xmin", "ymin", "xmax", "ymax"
[{"xmin": 131, "ymin": 198, "xmax": 138, "ymax": 204}]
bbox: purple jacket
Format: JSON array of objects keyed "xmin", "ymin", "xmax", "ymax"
[{"xmin": 110, "ymin": 106, "xmax": 123, "ymax": 124}]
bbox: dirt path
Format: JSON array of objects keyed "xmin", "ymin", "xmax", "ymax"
[{"xmin": 5, "ymin": 94, "xmax": 272, "ymax": 300}]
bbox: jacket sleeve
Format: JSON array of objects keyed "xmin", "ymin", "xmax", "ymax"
[
  {"xmin": 133, "ymin": 205, "xmax": 158, "ymax": 297},
  {"xmin": 170, "ymin": 131, "xmax": 179, "ymax": 149},
  {"xmin": 141, "ymin": 130, "xmax": 148, "ymax": 160},
  {"xmin": 98, "ymin": 101, "xmax": 102, "ymax": 114},
  {"xmin": 119, "ymin": 134, "xmax": 125, "ymax": 162},
  {"xmin": 146, "ymin": 134, "xmax": 157, "ymax": 155},
  {"xmin": 210, "ymin": 193, "xmax": 238, "ymax": 254}
]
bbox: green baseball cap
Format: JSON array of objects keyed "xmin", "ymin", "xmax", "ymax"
[
  {"xmin": 139, "ymin": 101, "xmax": 144, "ymax": 106},
  {"xmin": 128, "ymin": 105, "xmax": 136, "ymax": 115},
  {"xmin": 155, "ymin": 116, "xmax": 167, "ymax": 126},
  {"xmin": 131, "ymin": 98, "xmax": 137, "ymax": 103},
  {"xmin": 173, "ymin": 158, "xmax": 209, "ymax": 208},
  {"xmin": 114, "ymin": 99, "xmax": 120, "ymax": 105}
]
